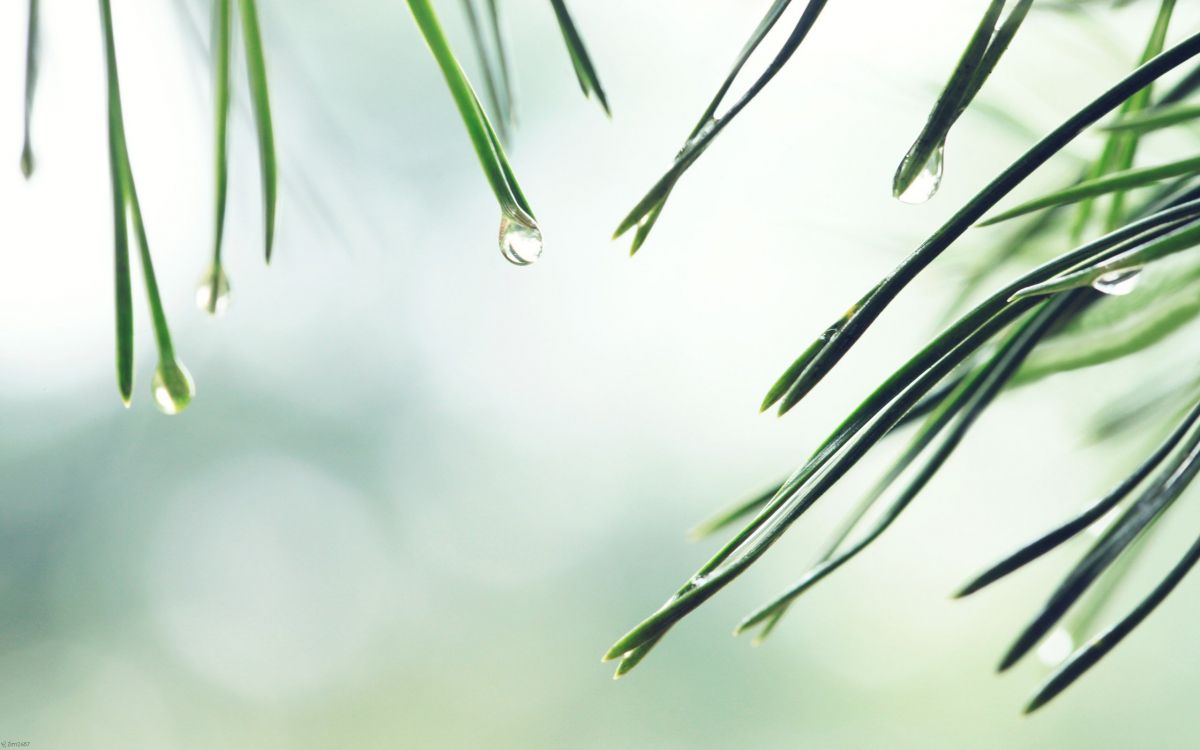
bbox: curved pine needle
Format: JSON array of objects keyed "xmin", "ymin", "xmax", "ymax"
[
  {"xmin": 738, "ymin": 294, "xmax": 1075, "ymax": 639},
  {"xmin": 1011, "ymin": 219, "xmax": 1200, "ymax": 300},
  {"xmin": 603, "ymin": 297, "xmax": 1041, "ymax": 667},
  {"xmin": 956, "ymin": 396, "xmax": 1200, "ymax": 598},
  {"xmin": 1025, "ymin": 530, "xmax": 1200, "ymax": 713},
  {"xmin": 1013, "ymin": 284, "xmax": 1200, "ymax": 384},
  {"xmin": 887, "ymin": 367, "xmax": 972, "ymax": 434},
  {"xmin": 20, "ymin": 0, "xmax": 38, "ymax": 179},
  {"xmin": 236, "ymin": 0, "xmax": 278, "ymax": 262},
  {"xmin": 548, "ymin": 0, "xmax": 609, "ymax": 115},
  {"xmin": 979, "ymin": 155, "xmax": 1200, "ymax": 227},
  {"xmin": 613, "ymin": 0, "xmax": 830, "ymax": 253},
  {"xmin": 406, "ymin": 0, "xmax": 536, "ymax": 224},
  {"xmin": 892, "ymin": 0, "xmax": 1023, "ymax": 200},
  {"xmin": 763, "ymin": 31, "xmax": 1200, "ymax": 416},
  {"xmin": 998, "ymin": 420, "xmax": 1200, "ymax": 671},
  {"xmin": 606, "ymin": 195, "xmax": 1200, "ymax": 673}
]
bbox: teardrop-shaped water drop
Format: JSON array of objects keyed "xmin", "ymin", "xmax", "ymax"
[
  {"xmin": 195, "ymin": 264, "xmax": 232, "ymax": 316},
  {"xmin": 20, "ymin": 146, "xmax": 33, "ymax": 180},
  {"xmin": 1091, "ymin": 268, "xmax": 1141, "ymax": 296},
  {"xmin": 152, "ymin": 359, "xmax": 195, "ymax": 415},
  {"xmin": 499, "ymin": 212, "xmax": 543, "ymax": 266},
  {"xmin": 1035, "ymin": 628, "xmax": 1074, "ymax": 667},
  {"xmin": 895, "ymin": 142, "xmax": 945, "ymax": 204}
]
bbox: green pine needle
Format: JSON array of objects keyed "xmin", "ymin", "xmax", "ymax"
[{"xmin": 236, "ymin": 0, "xmax": 278, "ymax": 263}]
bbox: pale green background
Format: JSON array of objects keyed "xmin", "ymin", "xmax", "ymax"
[{"xmin": 1, "ymin": 1, "xmax": 1198, "ymax": 747}]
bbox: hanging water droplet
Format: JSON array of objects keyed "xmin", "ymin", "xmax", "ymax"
[
  {"xmin": 1091, "ymin": 268, "xmax": 1142, "ymax": 296},
  {"xmin": 895, "ymin": 142, "xmax": 945, "ymax": 204},
  {"xmin": 195, "ymin": 264, "xmax": 232, "ymax": 316},
  {"xmin": 1036, "ymin": 628, "xmax": 1074, "ymax": 667},
  {"xmin": 152, "ymin": 359, "xmax": 195, "ymax": 415},
  {"xmin": 20, "ymin": 146, "xmax": 33, "ymax": 180},
  {"xmin": 498, "ymin": 212, "xmax": 543, "ymax": 266}
]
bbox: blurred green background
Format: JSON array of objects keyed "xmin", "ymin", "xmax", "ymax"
[{"xmin": 1, "ymin": 1, "xmax": 1199, "ymax": 747}]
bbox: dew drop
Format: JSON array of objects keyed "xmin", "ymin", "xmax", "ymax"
[
  {"xmin": 895, "ymin": 142, "xmax": 945, "ymax": 204},
  {"xmin": 1091, "ymin": 268, "xmax": 1141, "ymax": 296},
  {"xmin": 20, "ymin": 146, "xmax": 33, "ymax": 180},
  {"xmin": 498, "ymin": 212, "xmax": 543, "ymax": 266},
  {"xmin": 152, "ymin": 359, "xmax": 195, "ymax": 415},
  {"xmin": 195, "ymin": 264, "xmax": 232, "ymax": 316},
  {"xmin": 1036, "ymin": 628, "xmax": 1074, "ymax": 667}
]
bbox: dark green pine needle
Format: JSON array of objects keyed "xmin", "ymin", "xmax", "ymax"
[
  {"xmin": 763, "ymin": 31, "xmax": 1200, "ymax": 417},
  {"xmin": 604, "ymin": 297, "xmax": 1042, "ymax": 669},
  {"xmin": 1025, "ymin": 531, "xmax": 1200, "ymax": 713},
  {"xmin": 998, "ymin": 418, "xmax": 1200, "ymax": 672},
  {"xmin": 548, "ymin": 0, "xmax": 609, "ymax": 115},
  {"xmin": 894, "ymin": 0, "xmax": 1035, "ymax": 200},
  {"xmin": 738, "ymin": 293, "xmax": 1077, "ymax": 640},
  {"xmin": 607, "ymin": 193, "xmax": 1200, "ymax": 673},
  {"xmin": 956, "ymin": 396, "xmax": 1200, "ymax": 598},
  {"xmin": 613, "ymin": 0, "xmax": 830, "ymax": 254}
]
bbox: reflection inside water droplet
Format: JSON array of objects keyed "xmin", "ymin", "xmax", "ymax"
[
  {"xmin": 895, "ymin": 142, "xmax": 944, "ymax": 204},
  {"xmin": 499, "ymin": 212, "xmax": 543, "ymax": 266},
  {"xmin": 195, "ymin": 264, "xmax": 232, "ymax": 316},
  {"xmin": 152, "ymin": 359, "xmax": 195, "ymax": 415},
  {"xmin": 1091, "ymin": 268, "xmax": 1142, "ymax": 296},
  {"xmin": 1036, "ymin": 628, "xmax": 1074, "ymax": 667}
]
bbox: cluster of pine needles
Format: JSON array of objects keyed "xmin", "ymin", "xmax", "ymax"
[{"xmin": 18, "ymin": 0, "xmax": 1200, "ymax": 715}]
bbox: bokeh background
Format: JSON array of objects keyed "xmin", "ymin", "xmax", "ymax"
[{"xmin": 2, "ymin": 0, "xmax": 1200, "ymax": 747}]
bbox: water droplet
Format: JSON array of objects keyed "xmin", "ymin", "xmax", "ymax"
[
  {"xmin": 1036, "ymin": 628, "xmax": 1074, "ymax": 667},
  {"xmin": 895, "ymin": 142, "xmax": 945, "ymax": 204},
  {"xmin": 1091, "ymin": 268, "xmax": 1141, "ymax": 296},
  {"xmin": 498, "ymin": 212, "xmax": 543, "ymax": 266},
  {"xmin": 195, "ymin": 264, "xmax": 232, "ymax": 316},
  {"xmin": 152, "ymin": 359, "xmax": 195, "ymax": 415},
  {"xmin": 20, "ymin": 146, "xmax": 33, "ymax": 180}
]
